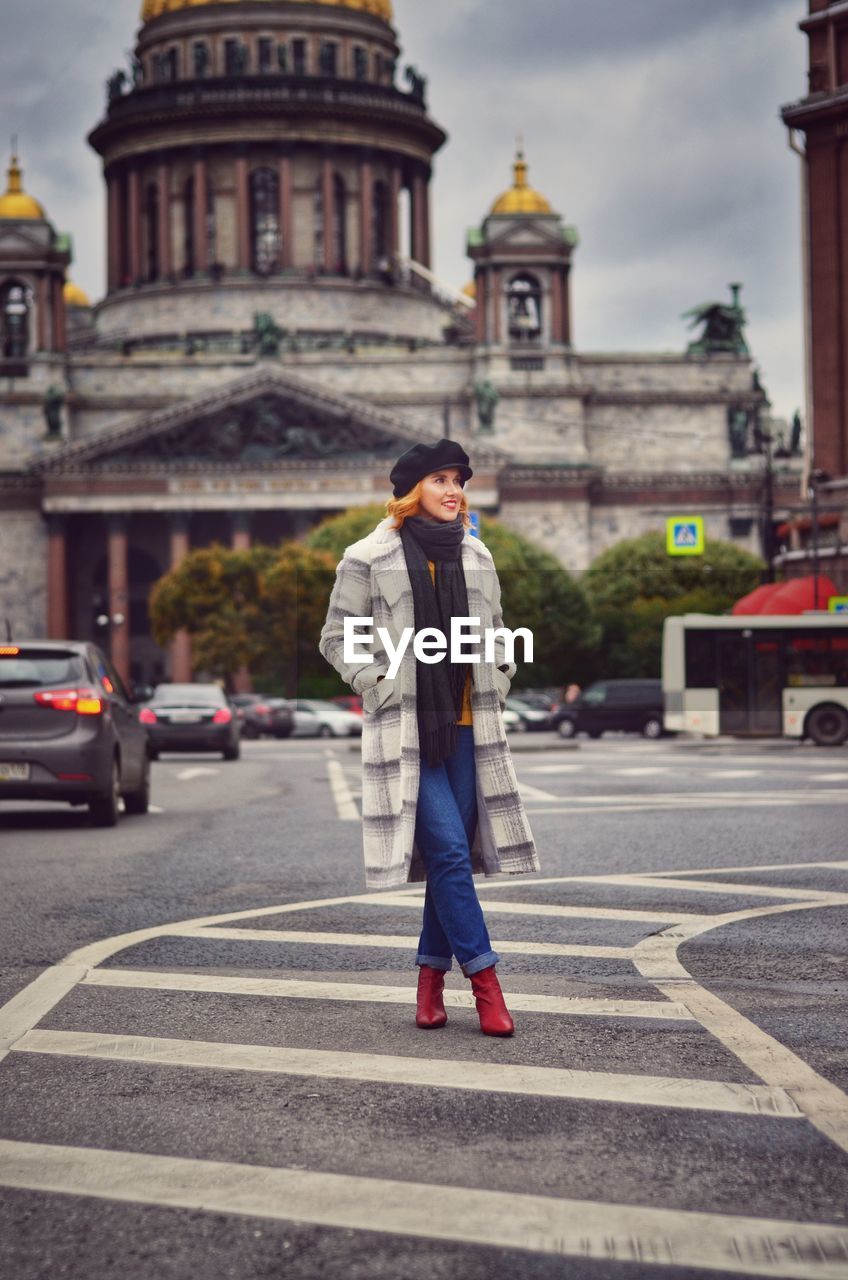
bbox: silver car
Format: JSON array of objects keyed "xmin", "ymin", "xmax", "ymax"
[{"xmin": 292, "ymin": 699, "xmax": 363, "ymax": 738}]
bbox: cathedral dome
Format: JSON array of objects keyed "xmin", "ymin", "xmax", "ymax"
[
  {"xmin": 64, "ymin": 280, "xmax": 92, "ymax": 308},
  {"xmin": 141, "ymin": 0, "xmax": 394, "ymax": 23},
  {"xmin": 490, "ymin": 148, "xmax": 552, "ymax": 216},
  {"xmin": 0, "ymin": 154, "xmax": 46, "ymax": 220}
]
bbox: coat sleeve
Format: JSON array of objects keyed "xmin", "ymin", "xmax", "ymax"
[{"xmin": 319, "ymin": 551, "xmax": 387, "ymax": 694}]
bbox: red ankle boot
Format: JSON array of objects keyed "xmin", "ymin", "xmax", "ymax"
[
  {"xmin": 416, "ymin": 965, "xmax": 448, "ymax": 1029},
  {"xmin": 470, "ymin": 966, "xmax": 514, "ymax": 1037}
]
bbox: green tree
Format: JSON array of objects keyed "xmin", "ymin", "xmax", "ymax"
[
  {"xmin": 304, "ymin": 504, "xmax": 387, "ymax": 561},
  {"xmin": 149, "ymin": 540, "xmax": 335, "ymax": 693},
  {"xmin": 583, "ymin": 531, "xmax": 763, "ymax": 678}
]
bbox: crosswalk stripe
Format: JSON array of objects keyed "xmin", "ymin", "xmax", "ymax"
[
  {"xmin": 612, "ymin": 767, "xmax": 670, "ymax": 777},
  {"xmin": 13, "ymin": 1029, "xmax": 802, "ymax": 1117},
  {"xmin": 171, "ymin": 926, "xmax": 634, "ymax": 959},
  {"xmin": 574, "ymin": 876, "xmax": 837, "ymax": 902},
  {"xmin": 3, "ymin": 1140, "xmax": 847, "ymax": 1279},
  {"xmin": 83, "ymin": 969, "xmax": 696, "ymax": 1021},
  {"xmin": 325, "ymin": 757, "xmax": 359, "ymax": 821},
  {"xmin": 368, "ymin": 894, "xmax": 705, "ymax": 924}
]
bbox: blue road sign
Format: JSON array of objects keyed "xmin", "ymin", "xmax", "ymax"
[{"xmin": 469, "ymin": 512, "xmax": 480, "ymax": 538}]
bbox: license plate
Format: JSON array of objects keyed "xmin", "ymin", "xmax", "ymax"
[
  {"xmin": 166, "ymin": 713, "xmax": 202, "ymax": 724},
  {"xmin": 0, "ymin": 762, "xmax": 30, "ymax": 781}
]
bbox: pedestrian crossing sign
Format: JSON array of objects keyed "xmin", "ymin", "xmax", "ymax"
[
  {"xmin": 829, "ymin": 596, "xmax": 848, "ymax": 614},
  {"xmin": 666, "ymin": 516, "xmax": 705, "ymax": 557}
]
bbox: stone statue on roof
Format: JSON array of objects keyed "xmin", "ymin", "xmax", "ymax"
[{"xmin": 684, "ymin": 283, "xmax": 749, "ymax": 357}]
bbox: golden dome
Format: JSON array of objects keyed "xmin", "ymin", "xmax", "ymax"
[
  {"xmin": 64, "ymin": 280, "xmax": 92, "ymax": 308},
  {"xmin": 0, "ymin": 154, "xmax": 46, "ymax": 221},
  {"xmin": 142, "ymin": 0, "xmax": 393, "ymax": 23},
  {"xmin": 490, "ymin": 149, "xmax": 553, "ymax": 216}
]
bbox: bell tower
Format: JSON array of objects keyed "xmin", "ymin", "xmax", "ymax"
[{"xmin": 466, "ymin": 148, "xmax": 578, "ymax": 366}]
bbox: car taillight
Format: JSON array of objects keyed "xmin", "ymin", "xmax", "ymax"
[
  {"xmin": 255, "ymin": 704, "xmax": 271, "ymax": 715},
  {"xmin": 139, "ymin": 707, "xmax": 158, "ymax": 725},
  {"xmin": 34, "ymin": 687, "xmax": 103, "ymax": 716},
  {"xmin": 213, "ymin": 707, "xmax": 233, "ymax": 725}
]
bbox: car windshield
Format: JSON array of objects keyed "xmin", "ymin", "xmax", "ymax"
[
  {"xmin": 152, "ymin": 685, "xmax": 225, "ymax": 707},
  {"xmin": 0, "ymin": 651, "xmax": 86, "ymax": 688}
]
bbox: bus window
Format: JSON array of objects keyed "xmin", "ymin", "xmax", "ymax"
[
  {"xmin": 685, "ymin": 630, "xmax": 717, "ymax": 687},
  {"xmin": 786, "ymin": 632, "xmax": 841, "ymax": 687}
]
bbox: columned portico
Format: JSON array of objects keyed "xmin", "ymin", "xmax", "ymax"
[
  {"xmin": 46, "ymin": 516, "xmax": 69, "ymax": 640},
  {"xmin": 169, "ymin": 513, "xmax": 193, "ymax": 683},
  {"xmin": 107, "ymin": 515, "xmax": 131, "ymax": 686}
]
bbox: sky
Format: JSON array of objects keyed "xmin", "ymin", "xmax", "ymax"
[{"xmin": 0, "ymin": 0, "xmax": 808, "ymax": 420}]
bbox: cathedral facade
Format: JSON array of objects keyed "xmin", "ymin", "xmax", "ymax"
[{"xmin": 0, "ymin": 0, "xmax": 801, "ymax": 685}]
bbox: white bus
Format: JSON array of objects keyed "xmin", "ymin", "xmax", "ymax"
[{"xmin": 662, "ymin": 613, "xmax": 848, "ymax": 746}]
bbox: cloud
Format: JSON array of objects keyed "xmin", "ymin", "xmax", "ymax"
[{"xmin": 0, "ymin": 0, "xmax": 806, "ymax": 419}]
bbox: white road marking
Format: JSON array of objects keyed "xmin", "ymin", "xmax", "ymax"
[
  {"xmin": 574, "ymin": 875, "xmax": 837, "ymax": 902},
  {"xmin": 522, "ymin": 763, "xmax": 585, "ymax": 774},
  {"xmin": 612, "ymin": 767, "xmax": 670, "ymax": 777},
  {"xmin": 517, "ymin": 781, "xmax": 560, "ymax": 801},
  {"xmin": 171, "ymin": 925, "xmax": 634, "ymax": 960},
  {"xmin": 4, "ymin": 1140, "xmax": 848, "ymax": 1279},
  {"xmin": 14, "ymin": 1029, "xmax": 801, "ymax": 1118},
  {"xmin": 368, "ymin": 893, "xmax": 706, "ymax": 924},
  {"xmin": 325, "ymin": 756, "xmax": 359, "ymax": 821},
  {"xmin": 0, "ymin": 966, "xmax": 87, "ymax": 1063},
  {"xmin": 524, "ymin": 791, "xmax": 848, "ymax": 816},
  {"xmin": 176, "ymin": 767, "xmax": 219, "ymax": 782},
  {"xmin": 813, "ymin": 773, "xmax": 848, "ymax": 783},
  {"xmin": 84, "ymin": 969, "xmax": 695, "ymax": 1021},
  {"xmin": 632, "ymin": 894, "xmax": 848, "ymax": 1156},
  {"xmin": 707, "ymin": 770, "xmax": 764, "ymax": 779},
  {"xmin": 148, "ymin": 805, "xmax": 165, "ymax": 815}
]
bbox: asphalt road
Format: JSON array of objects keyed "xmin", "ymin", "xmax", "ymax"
[{"xmin": 1, "ymin": 732, "xmax": 847, "ymax": 1280}]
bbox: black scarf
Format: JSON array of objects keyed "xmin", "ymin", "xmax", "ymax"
[{"xmin": 399, "ymin": 514, "xmax": 469, "ymax": 767}]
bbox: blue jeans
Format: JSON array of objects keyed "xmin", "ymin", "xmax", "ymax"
[{"xmin": 415, "ymin": 726, "xmax": 501, "ymax": 977}]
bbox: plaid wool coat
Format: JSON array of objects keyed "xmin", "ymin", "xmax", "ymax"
[{"xmin": 319, "ymin": 516, "xmax": 540, "ymax": 890}]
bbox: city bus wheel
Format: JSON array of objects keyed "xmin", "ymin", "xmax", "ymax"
[{"xmin": 806, "ymin": 704, "xmax": 848, "ymax": 747}]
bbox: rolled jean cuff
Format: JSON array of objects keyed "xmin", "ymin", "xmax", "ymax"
[
  {"xmin": 461, "ymin": 949, "xmax": 501, "ymax": 978},
  {"xmin": 416, "ymin": 954, "xmax": 453, "ymax": 972}
]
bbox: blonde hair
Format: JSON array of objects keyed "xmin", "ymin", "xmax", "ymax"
[{"xmin": 386, "ymin": 479, "xmax": 472, "ymax": 530}]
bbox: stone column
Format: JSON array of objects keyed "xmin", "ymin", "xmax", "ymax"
[
  {"xmin": 128, "ymin": 166, "xmax": 143, "ymax": 284},
  {"xmin": 359, "ymin": 154, "xmax": 373, "ymax": 274},
  {"xmin": 563, "ymin": 265, "xmax": 573, "ymax": 346},
  {"xmin": 158, "ymin": 162, "xmax": 172, "ymax": 279},
  {"xmin": 279, "ymin": 152, "xmax": 294, "ymax": 269},
  {"xmin": 390, "ymin": 163, "xmax": 402, "ymax": 257},
  {"xmin": 193, "ymin": 154, "xmax": 209, "ymax": 274},
  {"xmin": 421, "ymin": 174, "xmax": 432, "ymax": 270},
  {"xmin": 46, "ymin": 516, "xmax": 69, "ymax": 640},
  {"xmin": 231, "ymin": 513, "xmax": 253, "ymax": 694},
  {"xmin": 169, "ymin": 514, "xmax": 193, "ymax": 683},
  {"xmin": 411, "ymin": 170, "xmax": 427, "ymax": 265},
  {"xmin": 550, "ymin": 268, "xmax": 563, "ymax": 344},
  {"xmin": 476, "ymin": 271, "xmax": 488, "ymax": 345},
  {"xmin": 36, "ymin": 276, "xmax": 48, "ymax": 351},
  {"xmin": 492, "ymin": 267, "xmax": 503, "ymax": 344},
  {"xmin": 107, "ymin": 172, "xmax": 122, "ymax": 290},
  {"xmin": 322, "ymin": 155, "xmax": 334, "ymax": 273},
  {"xmin": 52, "ymin": 275, "xmax": 67, "ymax": 352},
  {"xmin": 108, "ymin": 516, "xmax": 131, "ymax": 687},
  {"xmin": 235, "ymin": 154, "xmax": 251, "ymax": 270}
]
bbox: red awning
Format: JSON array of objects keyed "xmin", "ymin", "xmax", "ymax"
[{"xmin": 731, "ymin": 584, "xmax": 784, "ymax": 615}]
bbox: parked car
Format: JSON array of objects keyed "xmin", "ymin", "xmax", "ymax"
[
  {"xmin": 502, "ymin": 707, "xmax": 523, "ymax": 733},
  {"xmin": 505, "ymin": 696, "xmax": 552, "ymax": 732},
  {"xmin": 0, "ymin": 640, "xmax": 150, "ymax": 826},
  {"xmin": 292, "ymin": 699, "xmax": 363, "ymax": 738},
  {"xmin": 328, "ymin": 694, "xmax": 364, "ymax": 717},
  {"xmin": 553, "ymin": 679, "xmax": 666, "ymax": 740},
  {"xmin": 231, "ymin": 694, "xmax": 294, "ymax": 740},
  {"xmin": 141, "ymin": 684, "xmax": 241, "ymax": 759}
]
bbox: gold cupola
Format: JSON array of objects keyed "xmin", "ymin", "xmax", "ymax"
[
  {"xmin": 64, "ymin": 280, "xmax": 92, "ymax": 308},
  {"xmin": 490, "ymin": 148, "xmax": 553, "ymax": 216},
  {"xmin": 141, "ymin": 0, "xmax": 394, "ymax": 22},
  {"xmin": 0, "ymin": 153, "xmax": 46, "ymax": 221}
]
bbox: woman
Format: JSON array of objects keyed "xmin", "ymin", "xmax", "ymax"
[{"xmin": 319, "ymin": 438, "xmax": 539, "ymax": 1037}]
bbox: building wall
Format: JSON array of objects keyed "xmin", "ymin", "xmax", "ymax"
[{"xmin": 0, "ymin": 510, "xmax": 47, "ymax": 638}]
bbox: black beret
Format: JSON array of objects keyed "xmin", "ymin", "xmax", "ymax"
[{"xmin": 390, "ymin": 438, "xmax": 473, "ymax": 498}]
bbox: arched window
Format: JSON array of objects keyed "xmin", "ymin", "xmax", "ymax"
[
  {"xmin": 1, "ymin": 280, "xmax": 29, "ymax": 359},
  {"xmin": 250, "ymin": 167, "xmax": 280, "ymax": 275},
  {"xmin": 332, "ymin": 173, "xmax": 347, "ymax": 275},
  {"xmin": 507, "ymin": 273, "xmax": 543, "ymax": 343},
  {"xmin": 372, "ymin": 179, "xmax": 389, "ymax": 264},
  {"xmin": 183, "ymin": 176, "xmax": 195, "ymax": 276},
  {"xmin": 144, "ymin": 182, "xmax": 160, "ymax": 282}
]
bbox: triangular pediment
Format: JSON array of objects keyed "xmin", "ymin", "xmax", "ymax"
[
  {"xmin": 35, "ymin": 367, "xmax": 507, "ymax": 474},
  {"xmin": 0, "ymin": 225, "xmax": 51, "ymax": 255},
  {"xmin": 486, "ymin": 220, "xmax": 565, "ymax": 252}
]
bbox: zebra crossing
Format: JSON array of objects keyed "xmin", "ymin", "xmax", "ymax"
[{"xmin": 1, "ymin": 857, "xmax": 848, "ymax": 1277}]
